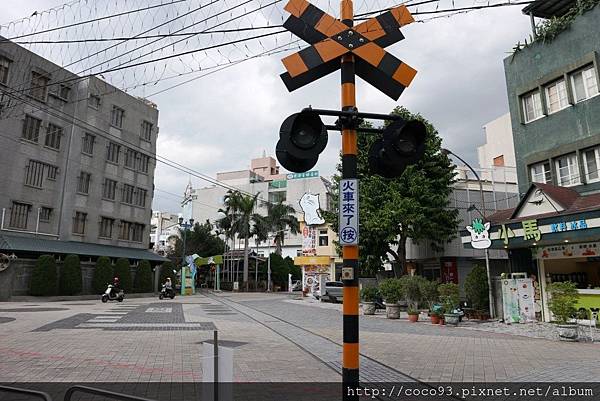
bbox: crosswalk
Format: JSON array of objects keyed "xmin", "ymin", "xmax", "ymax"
[{"xmin": 87, "ymin": 304, "xmax": 139, "ymax": 323}]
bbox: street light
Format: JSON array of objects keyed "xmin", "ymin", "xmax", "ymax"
[
  {"xmin": 441, "ymin": 148, "xmax": 495, "ymax": 319},
  {"xmin": 178, "ymin": 217, "xmax": 194, "ymax": 295}
]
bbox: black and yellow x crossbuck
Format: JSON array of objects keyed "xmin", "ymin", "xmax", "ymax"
[{"xmin": 280, "ymin": 0, "xmax": 416, "ymax": 100}]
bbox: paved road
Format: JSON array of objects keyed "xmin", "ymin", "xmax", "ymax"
[{"xmin": 2, "ymin": 292, "xmax": 600, "ymax": 386}]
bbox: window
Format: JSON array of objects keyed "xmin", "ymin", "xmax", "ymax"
[
  {"xmin": 119, "ymin": 221, "xmax": 132, "ymax": 240},
  {"xmin": 545, "ymin": 79, "xmax": 568, "ymax": 114},
  {"xmin": 111, "ymin": 106, "xmax": 124, "ymax": 128},
  {"xmin": 82, "ymin": 133, "xmax": 95, "ymax": 155},
  {"xmin": 318, "ymin": 229, "xmax": 329, "ymax": 246},
  {"xmin": 132, "ymin": 223, "xmax": 144, "ymax": 242},
  {"xmin": 141, "ymin": 120, "xmax": 153, "ymax": 141},
  {"xmin": 522, "ymin": 91, "xmax": 543, "ymax": 122},
  {"xmin": 493, "ymin": 155, "xmax": 505, "ymax": 167},
  {"xmin": 47, "ymin": 165, "xmax": 58, "ymax": 180},
  {"xmin": 571, "ymin": 65, "xmax": 599, "ymax": 103},
  {"xmin": 124, "ymin": 148, "xmax": 136, "ymax": 169},
  {"xmin": 555, "ymin": 154, "xmax": 580, "ymax": 187},
  {"xmin": 9, "ymin": 202, "xmax": 30, "ymax": 229},
  {"xmin": 22, "ymin": 115, "xmax": 42, "ymax": 142},
  {"xmin": 88, "ymin": 94, "xmax": 101, "ymax": 109},
  {"xmin": 25, "ymin": 160, "xmax": 46, "ymax": 188},
  {"xmin": 139, "ymin": 154, "xmax": 149, "ymax": 173},
  {"xmin": 44, "ymin": 123, "xmax": 62, "ymax": 150},
  {"xmin": 99, "ymin": 217, "xmax": 114, "ymax": 238},
  {"xmin": 72, "ymin": 212, "xmax": 87, "ymax": 235},
  {"xmin": 268, "ymin": 191, "xmax": 287, "ymax": 203},
  {"xmin": 134, "ymin": 187, "xmax": 147, "ymax": 207},
  {"xmin": 103, "ymin": 178, "xmax": 117, "ymax": 200},
  {"xmin": 39, "ymin": 207, "xmax": 52, "ymax": 222},
  {"xmin": 583, "ymin": 147, "xmax": 600, "ymax": 183},
  {"xmin": 0, "ymin": 56, "xmax": 10, "ymax": 85},
  {"xmin": 106, "ymin": 142, "xmax": 120, "ymax": 163},
  {"xmin": 77, "ymin": 172, "xmax": 91, "ymax": 194},
  {"xmin": 30, "ymin": 71, "xmax": 49, "ymax": 101},
  {"xmin": 121, "ymin": 184, "xmax": 135, "ymax": 204},
  {"xmin": 530, "ymin": 161, "xmax": 552, "ymax": 184},
  {"xmin": 58, "ymin": 85, "xmax": 70, "ymax": 100}
]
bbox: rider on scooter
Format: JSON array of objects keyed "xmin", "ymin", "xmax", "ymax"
[
  {"xmin": 111, "ymin": 277, "xmax": 121, "ymax": 297},
  {"xmin": 164, "ymin": 278, "xmax": 172, "ymax": 295}
]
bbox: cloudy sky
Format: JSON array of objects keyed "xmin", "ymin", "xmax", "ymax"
[{"xmin": 1, "ymin": 0, "xmax": 533, "ymax": 212}]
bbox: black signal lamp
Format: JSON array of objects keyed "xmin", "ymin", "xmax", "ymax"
[{"xmin": 276, "ymin": 110, "xmax": 328, "ymax": 173}]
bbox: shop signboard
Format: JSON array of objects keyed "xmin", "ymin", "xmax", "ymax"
[
  {"xmin": 302, "ymin": 226, "xmax": 317, "ymax": 256},
  {"xmin": 441, "ymin": 259, "xmax": 458, "ymax": 284},
  {"xmin": 287, "ymin": 170, "xmax": 319, "ymax": 180},
  {"xmin": 501, "ymin": 279, "xmax": 521, "ymax": 323},
  {"xmin": 534, "ymin": 242, "xmax": 600, "ymax": 259},
  {"xmin": 339, "ymin": 179, "xmax": 358, "ymax": 245},
  {"xmin": 516, "ymin": 278, "xmax": 535, "ymax": 322}
]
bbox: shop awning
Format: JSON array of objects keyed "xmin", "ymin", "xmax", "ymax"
[
  {"xmin": 522, "ymin": 0, "xmax": 577, "ymax": 19},
  {"xmin": 294, "ymin": 255, "xmax": 332, "ymax": 265},
  {"xmin": 460, "ymin": 183, "xmax": 600, "ymax": 250},
  {"xmin": 0, "ymin": 233, "xmax": 168, "ymax": 262}
]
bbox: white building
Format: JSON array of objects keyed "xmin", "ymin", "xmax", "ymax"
[
  {"xmin": 150, "ymin": 211, "xmax": 180, "ymax": 256},
  {"xmin": 182, "ymin": 155, "xmax": 335, "ymax": 260},
  {"xmin": 477, "ymin": 113, "xmax": 518, "ymax": 184}
]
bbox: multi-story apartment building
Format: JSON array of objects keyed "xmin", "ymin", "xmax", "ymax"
[
  {"xmin": 0, "ymin": 38, "xmax": 162, "ymax": 273},
  {"xmin": 505, "ymin": 3, "xmax": 600, "ymax": 196}
]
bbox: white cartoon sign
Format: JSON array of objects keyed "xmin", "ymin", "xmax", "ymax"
[
  {"xmin": 466, "ymin": 218, "xmax": 491, "ymax": 249},
  {"xmin": 299, "ymin": 193, "xmax": 325, "ymax": 226}
]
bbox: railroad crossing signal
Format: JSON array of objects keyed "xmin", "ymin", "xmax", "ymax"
[{"xmin": 280, "ymin": 0, "xmax": 417, "ymax": 100}]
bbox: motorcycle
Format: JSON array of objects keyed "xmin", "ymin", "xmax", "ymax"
[
  {"xmin": 374, "ymin": 295, "xmax": 386, "ymax": 310},
  {"xmin": 159, "ymin": 285, "xmax": 176, "ymax": 300},
  {"xmin": 101, "ymin": 284, "xmax": 124, "ymax": 303}
]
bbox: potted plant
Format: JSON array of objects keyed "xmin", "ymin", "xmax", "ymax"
[
  {"xmin": 439, "ymin": 282, "xmax": 460, "ymax": 326},
  {"xmin": 379, "ymin": 278, "xmax": 402, "ymax": 319},
  {"xmin": 547, "ymin": 281, "xmax": 580, "ymax": 341},
  {"xmin": 464, "ymin": 264, "xmax": 490, "ymax": 320},
  {"xmin": 360, "ymin": 286, "xmax": 380, "ymax": 315},
  {"xmin": 419, "ymin": 279, "xmax": 440, "ymax": 324},
  {"xmin": 400, "ymin": 275, "xmax": 423, "ymax": 323}
]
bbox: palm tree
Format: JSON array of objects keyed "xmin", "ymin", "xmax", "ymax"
[
  {"xmin": 218, "ymin": 190, "xmax": 260, "ymax": 291},
  {"xmin": 251, "ymin": 214, "xmax": 269, "ymax": 289},
  {"xmin": 266, "ymin": 201, "xmax": 300, "ymax": 255}
]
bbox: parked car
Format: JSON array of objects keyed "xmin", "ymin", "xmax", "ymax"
[{"xmin": 323, "ymin": 281, "xmax": 344, "ymax": 303}]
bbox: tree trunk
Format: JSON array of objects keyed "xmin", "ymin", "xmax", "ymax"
[
  {"xmin": 255, "ymin": 242, "xmax": 259, "ymax": 291},
  {"xmin": 387, "ymin": 237, "xmax": 407, "ymax": 278},
  {"xmin": 275, "ymin": 237, "xmax": 283, "ymax": 256},
  {"xmin": 243, "ymin": 235, "xmax": 249, "ymax": 291}
]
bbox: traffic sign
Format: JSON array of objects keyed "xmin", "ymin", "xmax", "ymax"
[
  {"xmin": 280, "ymin": 0, "xmax": 417, "ymax": 100},
  {"xmin": 339, "ymin": 178, "xmax": 358, "ymax": 245}
]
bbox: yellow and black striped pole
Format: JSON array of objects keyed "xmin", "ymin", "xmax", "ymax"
[{"xmin": 340, "ymin": 1, "xmax": 359, "ymax": 399}]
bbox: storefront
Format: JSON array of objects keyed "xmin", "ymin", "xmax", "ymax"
[
  {"xmin": 461, "ymin": 183, "xmax": 600, "ymax": 322},
  {"xmin": 294, "ymin": 255, "xmax": 335, "ymax": 296}
]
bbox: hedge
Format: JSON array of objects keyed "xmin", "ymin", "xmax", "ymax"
[
  {"xmin": 59, "ymin": 254, "xmax": 82, "ymax": 295},
  {"xmin": 30, "ymin": 255, "xmax": 58, "ymax": 296},
  {"xmin": 134, "ymin": 260, "xmax": 153, "ymax": 293},
  {"xmin": 92, "ymin": 256, "xmax": 114, "ymax": 294},
  {"xmin": 114, "ymin": 258, "xmax": 133, "ymax": 292}
]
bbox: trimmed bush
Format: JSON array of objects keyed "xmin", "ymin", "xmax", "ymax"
[
  {"xmin": 360, "ymin": 286, "xmax": 380, "ymax": 302},
  {"xmin": 419, "ymin": 279, "xmax": 439, "ymax": 311},
  {"xmin": 114, "ymin": 258, "xmax": 133, "ymax": 292},
  {"xmin": 59, "ymin": 254, "xmax": 82, "ymax": 295},
  {"xmin": 464, "ymin": 264, "xmax": 489, "ymax": 311},
  {"xmin": 438, "ymin": 282, "xmax": 460, "ymax": 313},
  {"xmin": 92, "ymin": 256, "xmax": 113, "ymax": 294},
  {"xmin": 379, "ymin": 278, "xmax": 402, "ymax": 304},
  {"xmin": 134, "ymin": 260, "xmax": 153, "ymax": 293},
  {"xmin": 159, "ymin": 261, "xmax": 176, "ymax": 285},
  {"xmin": 30, "ymin": 255, "xmax": 58, "ymax": 296},
  {"xmin": 547, "ymin": 281, "xmax": 579, "ymax": 324}
]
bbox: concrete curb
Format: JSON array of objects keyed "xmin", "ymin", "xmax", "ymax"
[{"xmin": 6, "ymin": 293, "xmax": 156, "ymax": 302}]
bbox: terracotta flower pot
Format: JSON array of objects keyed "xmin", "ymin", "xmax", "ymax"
[
  {"xmin": 408, "ymin": 313, "xmax": 419, "ymax": 323},
  {"xmin": 430, "ymin": 315, "xmax": 440, "ymax": 324}
]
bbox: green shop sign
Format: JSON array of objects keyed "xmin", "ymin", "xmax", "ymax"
[{"xmin": 287, "ymin": 170, "xmax": 319, "ymax": 180}]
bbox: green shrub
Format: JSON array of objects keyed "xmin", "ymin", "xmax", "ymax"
[
  {"xmin": 30, "ymin": 255, "xmax": 58, "ymax": 296},
  {"xmin": 114, "ymin": 258, "xmax": 133, "ymax": 292},
  {"xmin": 92, "ymin": 256, "xmax": 113, "ymax": 294},
  {"xmin": 360, "ymin": 286, "xmax": 380, "ymax": 302},
  {"xmin": 59, "ymin": 254, "xmax": 82, "ymax": 295},
  {"xmin": 548, "ymin": 281, "xmax": 579, "ymax": 324},
  {"xmin": 419, "ymin": 279, "xmax": 439, "ymax": 311},
  {"xmin": 399, "ymin": 275, "xmax": 424, "ymax": 310},
  {"xmin": 134, "ymin": 260, "xmax": 153, "ymax": 293},
  {"xmin": 379, "ymin": 278, "xmax": 402, "ymax": 304},
  {"xmin": 438, "ymin": 282, "xmax": 460, "ymax": 313},
  {"xmin": 464, "ymin": 264, "xmax": 489, "ymax": 311},
  {"xmin": 159, "ymin": 261, "xmax": 176, "ymax": 285}
]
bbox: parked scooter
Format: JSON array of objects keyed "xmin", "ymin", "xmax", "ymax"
[
  {"xmin": 101, "ymin": 284, "xmax": 124, "ymax": 303},
  {"xmin": 374, "ymin": 295, "xmax": 386, "ymax": 310},
  {"xmin": 159, "ymin": 284, "xmax": 176, "ymax": 300}
]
